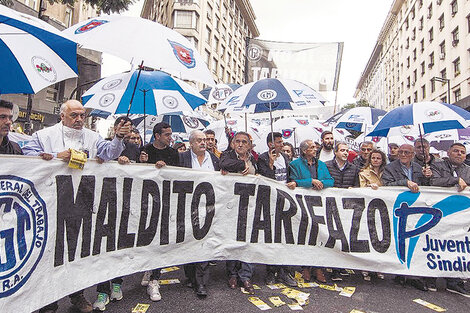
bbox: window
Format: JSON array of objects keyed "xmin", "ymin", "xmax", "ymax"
[
  {"xmin": 429, "ymin": 27, "xmax": 433, "ymax": 42},
  {"xmin": 174, "ymin": 11, "xmax": 199, "ymax": 29},
  {"xmin": 211, "ymin": 57, "xmax": 218, "ymax": 74},
  {"xmin": 431, "ymin": 79, "xmax": 436, "ymax": 92},
  {"xmin": 405, "ymin": 17, "xmax": 409, "ymax": 29},
  {"xmin": 427, "ymin": 3, "xmax": 432, "ymax": 19},
  {"xmin": 454, "ymin": 89, "xmax": 461, "ymax": 102},
  {"xmin": 413, "ymin": 48, "xmax": 417, "ymax": 60},
  {"xmin": 184, "ymin": 36, "xmax": 198, "ymax": 48},
  {"xmin": 421, "ymin": 61, "xmax": 425, "ymax": 75},
  {"xmin": 215, "ymin": 17, "xmax": 220, "ymax": 29},
  {"xmin": 406, "ymin": 56, "xmax": 410, "ymax": 68},
  {"xmin": 411, "ymin": 5, "xmax": 415, "ymax": 19},
  {"xmin": 219, "ymin": 64, "xmax": 224, "ymax": 78},
  {"xmin": 205, "ymin": 26, "xmax": 211, "ymax": 44},
  {"xmin": 420, "ymin": 39, "xmax": 424, "ymax": 52},
  {"xmin": 406, "ymin": 37, "xmax": 410, "ymax": 49},
  {"xmin": 421, "ymin": 85, "xmax": 426, "ymax": 99},
  {"xmin": 429, "ymin": 52, "xmax": 434, "ymax": 67},
  {"xmin": 407, "ymin": 76, "xmax": 411, "ymax": 88},
  {"xmin": 413, "ymin": 69, "xmax": 417, "ymax": 83},
  {"xmin": 452, "ymin": 27, "xmax": 459, "ymax": 46},
  {"xmin": 408, "ymin": 96, "xmax": 412, "ymax": 104},
  {"xmin": 412, "ymin": 28, "xmax": 416, "ymax": 40},
  {"xmin": 439, "ymin": 14, "xmax": 444, "ymax": 30},
  {"xmin": 65, "ymin": 7, "xmax": 73, "ymax": 27},
  {"xmin": 419, "ymin": 17, "xmax": 424, "ymax": 30},
  {"xmin": 418, "ymin": 0, "xmax": 423, "ymax": 8},
  {"xmin": 414, "ymin": 91, "xmax": 418, "ymax": 102},
  {"xmin": 439, "ymin": 41, "xmax": 446, "ymax": 54},
  {"xmin": 220, "ymin": 44, "xmax": 225, "ymax": 58},
  {"xmin": 204, "ymin": 49, "xmax": 210, "ymax": 65},
  {"xmin": 441, "ymin": 68, "xmax": 447, "ymax": 79},
  {"xmin": 206, "ymin": 3, "xmax": 212, "ymax": 20},
  {"xmin": 451, "ymin": 0, "xmax": 458, "ymax": 16},
  {"xmin": 453, "ymin": 57, "xmax": 460, "ymax": 76}
]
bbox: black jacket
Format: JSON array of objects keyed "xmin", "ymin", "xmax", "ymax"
[
  {"xmin": 219, "ymin": 149, "xmax": 258, "ymax": 174},
  {"xmin": 325, "ymin": 159, "xmax": 360, "ymax": 188},
  {"xmin": 431, "ymin": 157, "xmax": 470, "ymax": 187},
  {"xmin": 0, "ymin": 136, "xmax": 23, "ymax": 155},
  {"xmin": 257, "ymin": 151, "xmax": 290, "ymax": 180},
  {"xmin": 178, "ymin": 150, "xmax": 220, "ymax": 171},
  {"xmin": 382, "ymin": 159, "xmax": 428, "ymax": 186}
]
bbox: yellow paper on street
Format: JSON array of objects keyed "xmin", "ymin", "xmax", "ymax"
[
  {"xmin": 132, "ymin": 303, "xmax": 150, "ymax": 313},
  {"xmin": 160, "ymin": 266, "xmax": 180, "ymax": 273},
  {"xmin": 253, "ymin": 284, "xmax": 262, "ymax": 290},
  {"xmin": 267, "ymin": 283, "xmax": 287, "ymax": 289},
  {"xmin": 349, "ymin": 310, "xmax": 366, "ymax": 313},
  {"xmin": 319, "ymin": 283, "xmax": 338, "ymax": 291},
  {"xmin": 68, "ymin": 149, "xmax": 87, "ymax": 170},
  {"xmin": 248, "ymin": 297, "xmax": 272, "ymax": 310},
  {"xmin": 413, "ymin": 299, "xmax": 447, "ymax": 312},
  {"xmin": 294, "ymin": 271, "xmax": 304, "ymax": 283},
  {"xmin": 269, "ymin": 296, "xmax": 286, "ymax": 307},
  {"xmin": 158, "ymin": 279, "xmax": 180, "ymax": 285},
  {"xmin": 288, "ymin": 303, "xmax": 304, "ymax": 310},
  {"xmin": 281, "ymin": 288, "xmax": 310, "ymax": 305},
  {"xmin": 339, "ymin": 287, "xmax": 356, "ymax": 297},
  {"xmin": 298, "ymin": 282, "xmax": 319, "ymax": 288},
  {"xmin": 346, "ymin": 269, "xmax": 355, "ymax": 274}
]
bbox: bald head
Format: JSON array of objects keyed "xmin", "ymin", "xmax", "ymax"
[{"xmin": 60, "ymin": 100, "xmax": 86, "ymax": 130}]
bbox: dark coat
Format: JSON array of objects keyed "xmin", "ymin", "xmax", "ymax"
[
  {"xmin": 178, "ymin": 150, "xmax": 220, "ymax": 171},
  {"xmin": 382, "ymin": 159, "xmax": 428, "ymax": 186},
  {"xmin": 431, "ymin": 157, "xmax": 470, "ymax": 187},
  {"xmin": 219, "ymin": 149, "xmax": 258, "ymax": 174},
  {"xmin": 325, "ymin": 159, "xmax": 360, "ymax": 188},
  {"xmin": 257, "ymin": 151, "xmax": 290, "ymax": 180},
  {"xmin": 0, "ymin": 136, "xmax": 23, "ymax": 155},
  {"xmin": 352, "ymin": 156, "xmax": 367, "ymax": 169}
]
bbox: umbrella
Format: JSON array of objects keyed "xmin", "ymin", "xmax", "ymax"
[
  {"xmin": 81, "ymin": 69, "xmax": 207, "ymax": 116},
  {"xmin": 62, "ymin": 15, "xmax": 214, "ymax": 86},
  {"xmin": 325, "ymin": 107, "xmax": 387, "ymax": 132},
  {"xmin": 200, "ymin": 83, "xmax": 241, "ymax": 106},
  {"xmin": 368, "ymin": 102, "xmax": 470, "ymax": 137},
  {"xmin": 206, "ymin": 118, "xmax": 265, "ymax": 152},
  {"xmin": 0, "ymin": 4, "xmax": 78, "ymax": 94}
]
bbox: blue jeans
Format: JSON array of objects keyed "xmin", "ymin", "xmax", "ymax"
[{"xmin": 226, "ymin": 261, "xmax": 253, "ymax": 282}]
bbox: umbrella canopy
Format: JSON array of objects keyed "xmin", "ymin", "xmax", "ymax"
[
  {"xmin": 218, "ymin": 78, "xmax": 326, "ymax": 113},
  {"xmin": 200, "ymin": 83, "xmax": 241, "ymax": 106},
  {"xmin": 0, "ymin": 4, "xmax": 78, "ymax": 94},
  {"xmin": 81, "ymin": 69, "xmax": 207, "ymax": 115},
  {"xmin": 325, "ymin": 107, "xmax": 387, "ymax": 131},
  {"xmin": 206, "ymin": 118, "xmax": 265, "ymax": 152},
  {"xmin": 368, "ymin": 102, "xmax": 470, "ymax": 137},
  {"xmin": 63, "ymin": 15, "xmax": 214, "ymax": 86}
]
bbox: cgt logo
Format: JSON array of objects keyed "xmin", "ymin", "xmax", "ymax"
[
  {"xmin": 257, "ymin": 89, "xmax": 277, "ymax": 101},
  {"xmin": 393, "ymin": 192, "xmax": 470, "ymax": 268},
  {"xmin": 0, "ymin": 176, "xmax": 47, "ymax": 297}
]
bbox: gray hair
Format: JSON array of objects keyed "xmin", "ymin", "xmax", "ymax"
[
  {"xmin": 359, "ymin": 141, "xmax": 375, "ymax": 149},
  {"xmin": 189, "ymin": 130, "xmax": 206, "ymax": 143},
  {"xmin": 299, "ymin": 139, "xmax": 313, "ymax": 156}
]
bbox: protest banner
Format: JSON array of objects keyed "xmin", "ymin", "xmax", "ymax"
[{"xmin": 1, "ymin": 155, "xmax": 470, "ymax": 312}]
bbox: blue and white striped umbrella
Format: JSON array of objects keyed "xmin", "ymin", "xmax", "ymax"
[
  {"xmin": 218, "ymin": 78, "xmax": 326, "ymax": 113},
  {"xmin": 325, "ymin": 107, "xmax": 387, "ymax": 132},
  {"xmin": 0, "ymin": 5, "xmax": 78, "ymax": 94},
  {"xmin": 367, "ymin": 102, "xmax": 470, "ymax": 137},
  {"xmin": 82, "ymin": 69, "xmax": 207, "ymax": 115}
]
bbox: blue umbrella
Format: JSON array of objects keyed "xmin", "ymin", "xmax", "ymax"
[
  {"xmin": 0, "ymin": 5, "xmax": 78, "ymax": 94},
  {"xmin": 367, "ymin": 102, "xmax": 470, "ymax": 137},
  {"xmin": 325, "ymin": 107, "xmax": 387, "ymax": 132},
  {"xmin": 81, "ymin": 69, "xmax": 207, "ymax": 115},
  {"xmin": 200, "ymin": 83, "xmax": 241, "ymax": 104}
]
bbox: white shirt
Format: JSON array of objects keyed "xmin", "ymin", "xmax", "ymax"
[
  {"xmin": 273, "ymin": 154, "xmax": 288, "ymax": 183},
  {"xmin": 190, "ymin": 150, "xmax": 215, "ymax": 171},
  {"xmin": 319, "ymin": 149, "xmax": 334, "ymax": 162}
]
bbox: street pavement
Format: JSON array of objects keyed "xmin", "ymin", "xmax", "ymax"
[{"xmin": 45, "ymin": 264, "xmax": 470, "ymax": 313}]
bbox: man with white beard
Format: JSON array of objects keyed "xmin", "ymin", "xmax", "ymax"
[{"xmin": 22, "ymin": 99, "xmax": 131, "ymax": 313}]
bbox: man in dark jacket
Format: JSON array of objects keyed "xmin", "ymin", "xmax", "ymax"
[
  {"xmin": 325, "ymin": 142, "xmax": 359, "ymax": 280},
  {"xmin": 325, "ymin": 142, "xmax": 360, "ymax": 188},
  {"xmin": 179, "ymin": 130, "xmax": 219, "ymax": 298},
  {"xmin": 352, "ymin": 141, "xmax": 374, "ymax": 169},
  {"xmin": 257, "ymin": 132, "xmax": 297, "ymax": 287},
  {"xmin": 0, "ymin": 100, "xmax": 22, "ymax": 155},
  {"xmin": 220, "ymin": 131, "xmax": 257, "ymax": 294},
  {"xmin": 430, "ymin": 142, "xmax": 470, "ymax": 297}
]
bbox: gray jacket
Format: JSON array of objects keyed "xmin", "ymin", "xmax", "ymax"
[
  {"xmin": 430, "ymin": 157, "xmax": 470, "ymax": 187},
  {"xmin": 382, "ymin": 159, "xmax": 428, "ymax": 186}
]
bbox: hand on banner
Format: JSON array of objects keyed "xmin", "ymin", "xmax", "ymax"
[
  {"xmin": 407, "ymin": 180, "xmax": 419, "ymax": 193},
  {"xmin": 155, "ymin": 160, "xmax": 166, "ymax": 168},
  {"xmin": 286, "ymin": 181, "xmax": 296, "ymax": 190},
  {"xmin": 311, "ymin": 179, "xmax": 323, "ymax": 190},
  {"xmin": 139, "ymin": 151, "xmax": 148, "ymax": 163},
  {"xmin": 118, "ymin": 156, "xmax": 130, "ymax": 165},
  {"xmin": 422, "ymin": 165, "xmax": 432, "ymax": 178},
  {"xmin": 370, "ymin": 183, "xmax": 379, "ymax": 190},
  {"xmin": 457, "ymin": 177, "xmax": 467, "ymax": 192},
  {"xmin": 56, "ymin": 149, "xmax": 71, "ymax": 161},
  {"xmin": 241, "ymin": 164, "xmax": 250, "ymax": 175},
  {"xmin": 221, "ymin": 169, "xmax": 228, "ymax": 175},
  {"xmin": 39, "ymin": 152, "xmax": 54, "ymax": 160},
  {"xmin": 115, "ymin": 120, "xmax": 132, "ymax": 139}
]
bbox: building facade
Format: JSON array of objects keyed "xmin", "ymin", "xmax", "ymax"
[
  {"xmin": 141, "ymin": 0, "xmax": 260, "ymax": 86},
  {"xmin": 355, "ymin": 0, "xmax": 470, "ymax": 110},
  {"xmin": 3, "ymin": 0, "xmax": 101, "ymax": 132}
]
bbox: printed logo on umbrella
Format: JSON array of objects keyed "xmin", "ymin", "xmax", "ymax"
[
  {"xmin": 102, "ymin": 79, "xmax": 123, "ymax": 91},
  {"xmin": 212, "ymin": 87, "xmax": 233, "ymax": 101},
  {"xmin": 182, "ymin": 116, "xmax": 200, "ymax": 129},
  {"xmin": 426, "ymin": 110, "xmax": 443, "ymax": 120},
  {"xmin": 296, "ymin": 119, "xmax": 309, "ymax": 125},
  {"xmin": 162, "ymin": 96, "xmax": 179, "ymax": 109},
  {"xmin": 399, "ymin": 125, "xmax": 414, "ymax": 134},
  {"xmin": 99, "ymin": 93, "xmax": 115, "ymax": 107},
  {"xmin": 282, "ymin": 129, "xmax": 293, "ymax": 139},
  {"xmin": 31, "ymin": 56, "xmax": 57, "ymax": 83},
  {"xmin": 257, "ymin": 89, "xmax": 277, "ymax": 101},
  {"xmin": 168, "ymin": 40, "xmax": 196, "ymax": 69},
  {"xmin": 74, "ymin": 19, "xmax": 109, "ymax": 34}
]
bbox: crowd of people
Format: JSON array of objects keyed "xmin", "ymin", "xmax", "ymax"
[{"xmin": 1, "ymin": 99, "xmax": 470, "ymax": 312}]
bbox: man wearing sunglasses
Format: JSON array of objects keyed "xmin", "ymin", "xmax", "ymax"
[
  {"xmin": 0, "ymin": 100, "xmax": 22, "ymax": 155},
  {"xmin": 352, "ymin": 141, "xmax": 374, "ymax": 169}
]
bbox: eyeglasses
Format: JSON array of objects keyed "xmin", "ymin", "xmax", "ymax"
[
  {"xmin": 398, "ymin": 150, "xmax": 413, "ymax": 155},
  {"xmin": 361, "ymin": 148, "xmax": 373, "ymax": 152}
]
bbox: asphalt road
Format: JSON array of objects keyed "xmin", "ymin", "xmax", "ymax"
[{"xmin": 44, "ymin": 264, "xmax": 470, "ymax": 313}]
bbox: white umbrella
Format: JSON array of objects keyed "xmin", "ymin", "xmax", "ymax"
[
  {"xmin": 63, "ymin": 15, "xmax": 214, "ymax": 86},
  {"xmin": 206, "ymin": 118, "xmax": 265, "ymax": 152},
  {"xmin": 0, "ymin": 4, "xmax": 78, "ymax": 94}
]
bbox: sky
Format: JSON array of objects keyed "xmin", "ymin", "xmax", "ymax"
[{"xmin": 102, "ymin": 0, "xmax": 394, "ymax": 107}]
